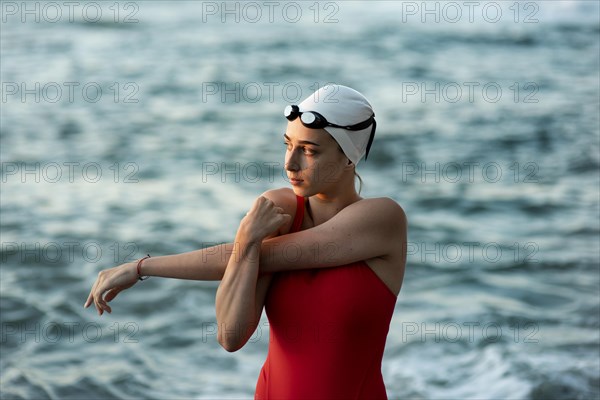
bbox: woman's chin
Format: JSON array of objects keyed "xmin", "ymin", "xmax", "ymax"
[{"xmin": 290, "ymin": 184, "xmax": 311, "ymax": 197}]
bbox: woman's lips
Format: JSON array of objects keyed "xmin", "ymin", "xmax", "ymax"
[{"xmin": 289, "ymin": 178, "xmax": 303, "ymax": 186}]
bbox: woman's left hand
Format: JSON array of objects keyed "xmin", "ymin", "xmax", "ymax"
[{"xmin": 84, "ymin": 261, "xmax": 139, "ymax": 315}]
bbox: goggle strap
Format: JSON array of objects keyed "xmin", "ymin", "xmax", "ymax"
[
  {"xmin": 327, "ymin": 114, "xmax": 374, "ymax": 131},
  {"xmin": 364, "ymin": 119, "xmax": 376, "ymax": 161}
]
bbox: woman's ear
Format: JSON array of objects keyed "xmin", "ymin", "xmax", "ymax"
[{"xmin": 344, "ymin": 158, "xmax": 355, "ymax": 171}]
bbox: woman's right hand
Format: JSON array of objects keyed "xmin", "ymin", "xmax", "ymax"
[
  {"xmin": 83, "ymin": 262, "xmax": 138, "ymax": 315},
  {"xmin": 239, "ymin": 196, "xmax": 291, "ymax": 242}
]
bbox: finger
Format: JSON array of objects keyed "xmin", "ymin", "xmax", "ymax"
[
  {"xmin": 277, "ymin": 213, "xmax": 292, "ymax": 225},
  {"xmin": 84, "ymin": 278, "xmax": 100, "ymax": 308},
  {"xmin": 96, "ymin": 291, "xmax": 112, "ymax": 314},
  {"xmin": 249, "ymin": 196, "xmax": 265, "ymax": 214},
  {"xmin": 93, "ymin": 290, "xmax": 103, "ymax": 315},
  {"xmin": 84, "ymin": 286, "xmax": 94, "ymax": 308},
  {"xmin": 96, "ymin": 288, "xmax": 110, "ymax": 314},
  {"xmin": 260, "ymin": 197, "xmax": 274, "ymax": 210},
  {"xmin": 101, "ymin": 297, "xmax": 112, "ymax": 313},
  {"xmin": 93, "ymin": 283, "xmax": 109, "ymax": 315},
  {"xmin": 254, "ymin": 196, "xmax": 266, "ymax": 210},
  {"xmin": 91, "ymin": 277, "xmax": 105, "ymax": 315},
  {"xmin": 105, "ymin": 288, "xmax": 121, "ymax": 302},
  {"xmin": 98, "ymin": 284, "xmax": 115, "ymax": 313}
]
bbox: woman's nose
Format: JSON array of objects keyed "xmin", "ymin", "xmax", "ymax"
[{"xmin": 285, "ymin": 151, "xmax": 300, "ymax": 172}]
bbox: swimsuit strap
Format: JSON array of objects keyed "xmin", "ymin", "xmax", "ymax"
[{"xmin": 290, "ymin": 195, "xmax": 305, "ymax": 233}]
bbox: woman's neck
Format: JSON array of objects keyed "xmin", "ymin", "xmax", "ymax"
[{"xmin": 307, "ymin": 176, "xmax": 362, "ymax": 226}]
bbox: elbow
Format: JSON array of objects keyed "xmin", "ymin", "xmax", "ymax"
[
  {"xmin": 216, "ymin": 321, "xmax": 248, "ymax": 352},
  {"xmin": 220, "ymin": 342, "xmax": 243, "ymax": 353},
  {"xmin": 218, "ymin": 334, "xmax": 245, "ymax": 353}
]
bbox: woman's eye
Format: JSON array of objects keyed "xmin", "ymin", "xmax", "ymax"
[{"xmin": 284, "ymin": 142, "xmax": 315, "ymax": 155}]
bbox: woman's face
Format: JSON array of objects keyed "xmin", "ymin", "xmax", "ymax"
[{"xmin": 284, "ymin": 118, "xmax": 350, "ymax": 197}]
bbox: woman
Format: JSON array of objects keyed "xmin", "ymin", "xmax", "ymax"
[{"xmin": 85, "ymin": 84, "xmax": 407, "ymax": 399}]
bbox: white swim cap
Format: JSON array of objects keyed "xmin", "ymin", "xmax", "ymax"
[{"xmin": 292, "ymin": 84, "xmax": 376, "ymax": 166}]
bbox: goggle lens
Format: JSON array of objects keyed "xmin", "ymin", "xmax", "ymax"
[{"xmin": 300, "ymin": 112, "xmax": 318, "ymax": 126}]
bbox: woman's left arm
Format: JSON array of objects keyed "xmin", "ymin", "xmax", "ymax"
[{"xmin": 258, "ymin": 197, "xmax": 407, "ymax": 272}]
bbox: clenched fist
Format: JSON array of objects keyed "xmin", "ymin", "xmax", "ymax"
[{"xmin": 238, "ymin": 196, "xmax": 291, "ymax": 242}]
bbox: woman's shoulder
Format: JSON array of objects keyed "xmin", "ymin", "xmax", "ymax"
[
  {"xmin": 346, "ymin": 197, "xmax": 407, "ymax": 233},
  {"xmin": 260, "ymin": 187, "xmax": 297, "ymax": 209},
  {"xmin": 356, "ymin": 196, "xmax": 406, "ymax": 219}
]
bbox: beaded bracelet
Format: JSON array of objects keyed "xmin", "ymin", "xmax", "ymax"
[{"xmin": 137, "ymin": 254, "xmax": 151, "ymax": 281}]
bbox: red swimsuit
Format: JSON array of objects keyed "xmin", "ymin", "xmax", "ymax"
[{"xmin": 255, "ymin": 195, "xmax": 397, "ymax": 399}]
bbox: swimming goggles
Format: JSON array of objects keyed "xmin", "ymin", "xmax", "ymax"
[{"xmin": 284, "ymin": 105, "xmax": 376, "ymax": 160}]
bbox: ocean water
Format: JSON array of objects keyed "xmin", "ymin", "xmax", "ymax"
[{"xmin": 1, "ymin": 1, "xmax": 599, "ymax": 399}]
